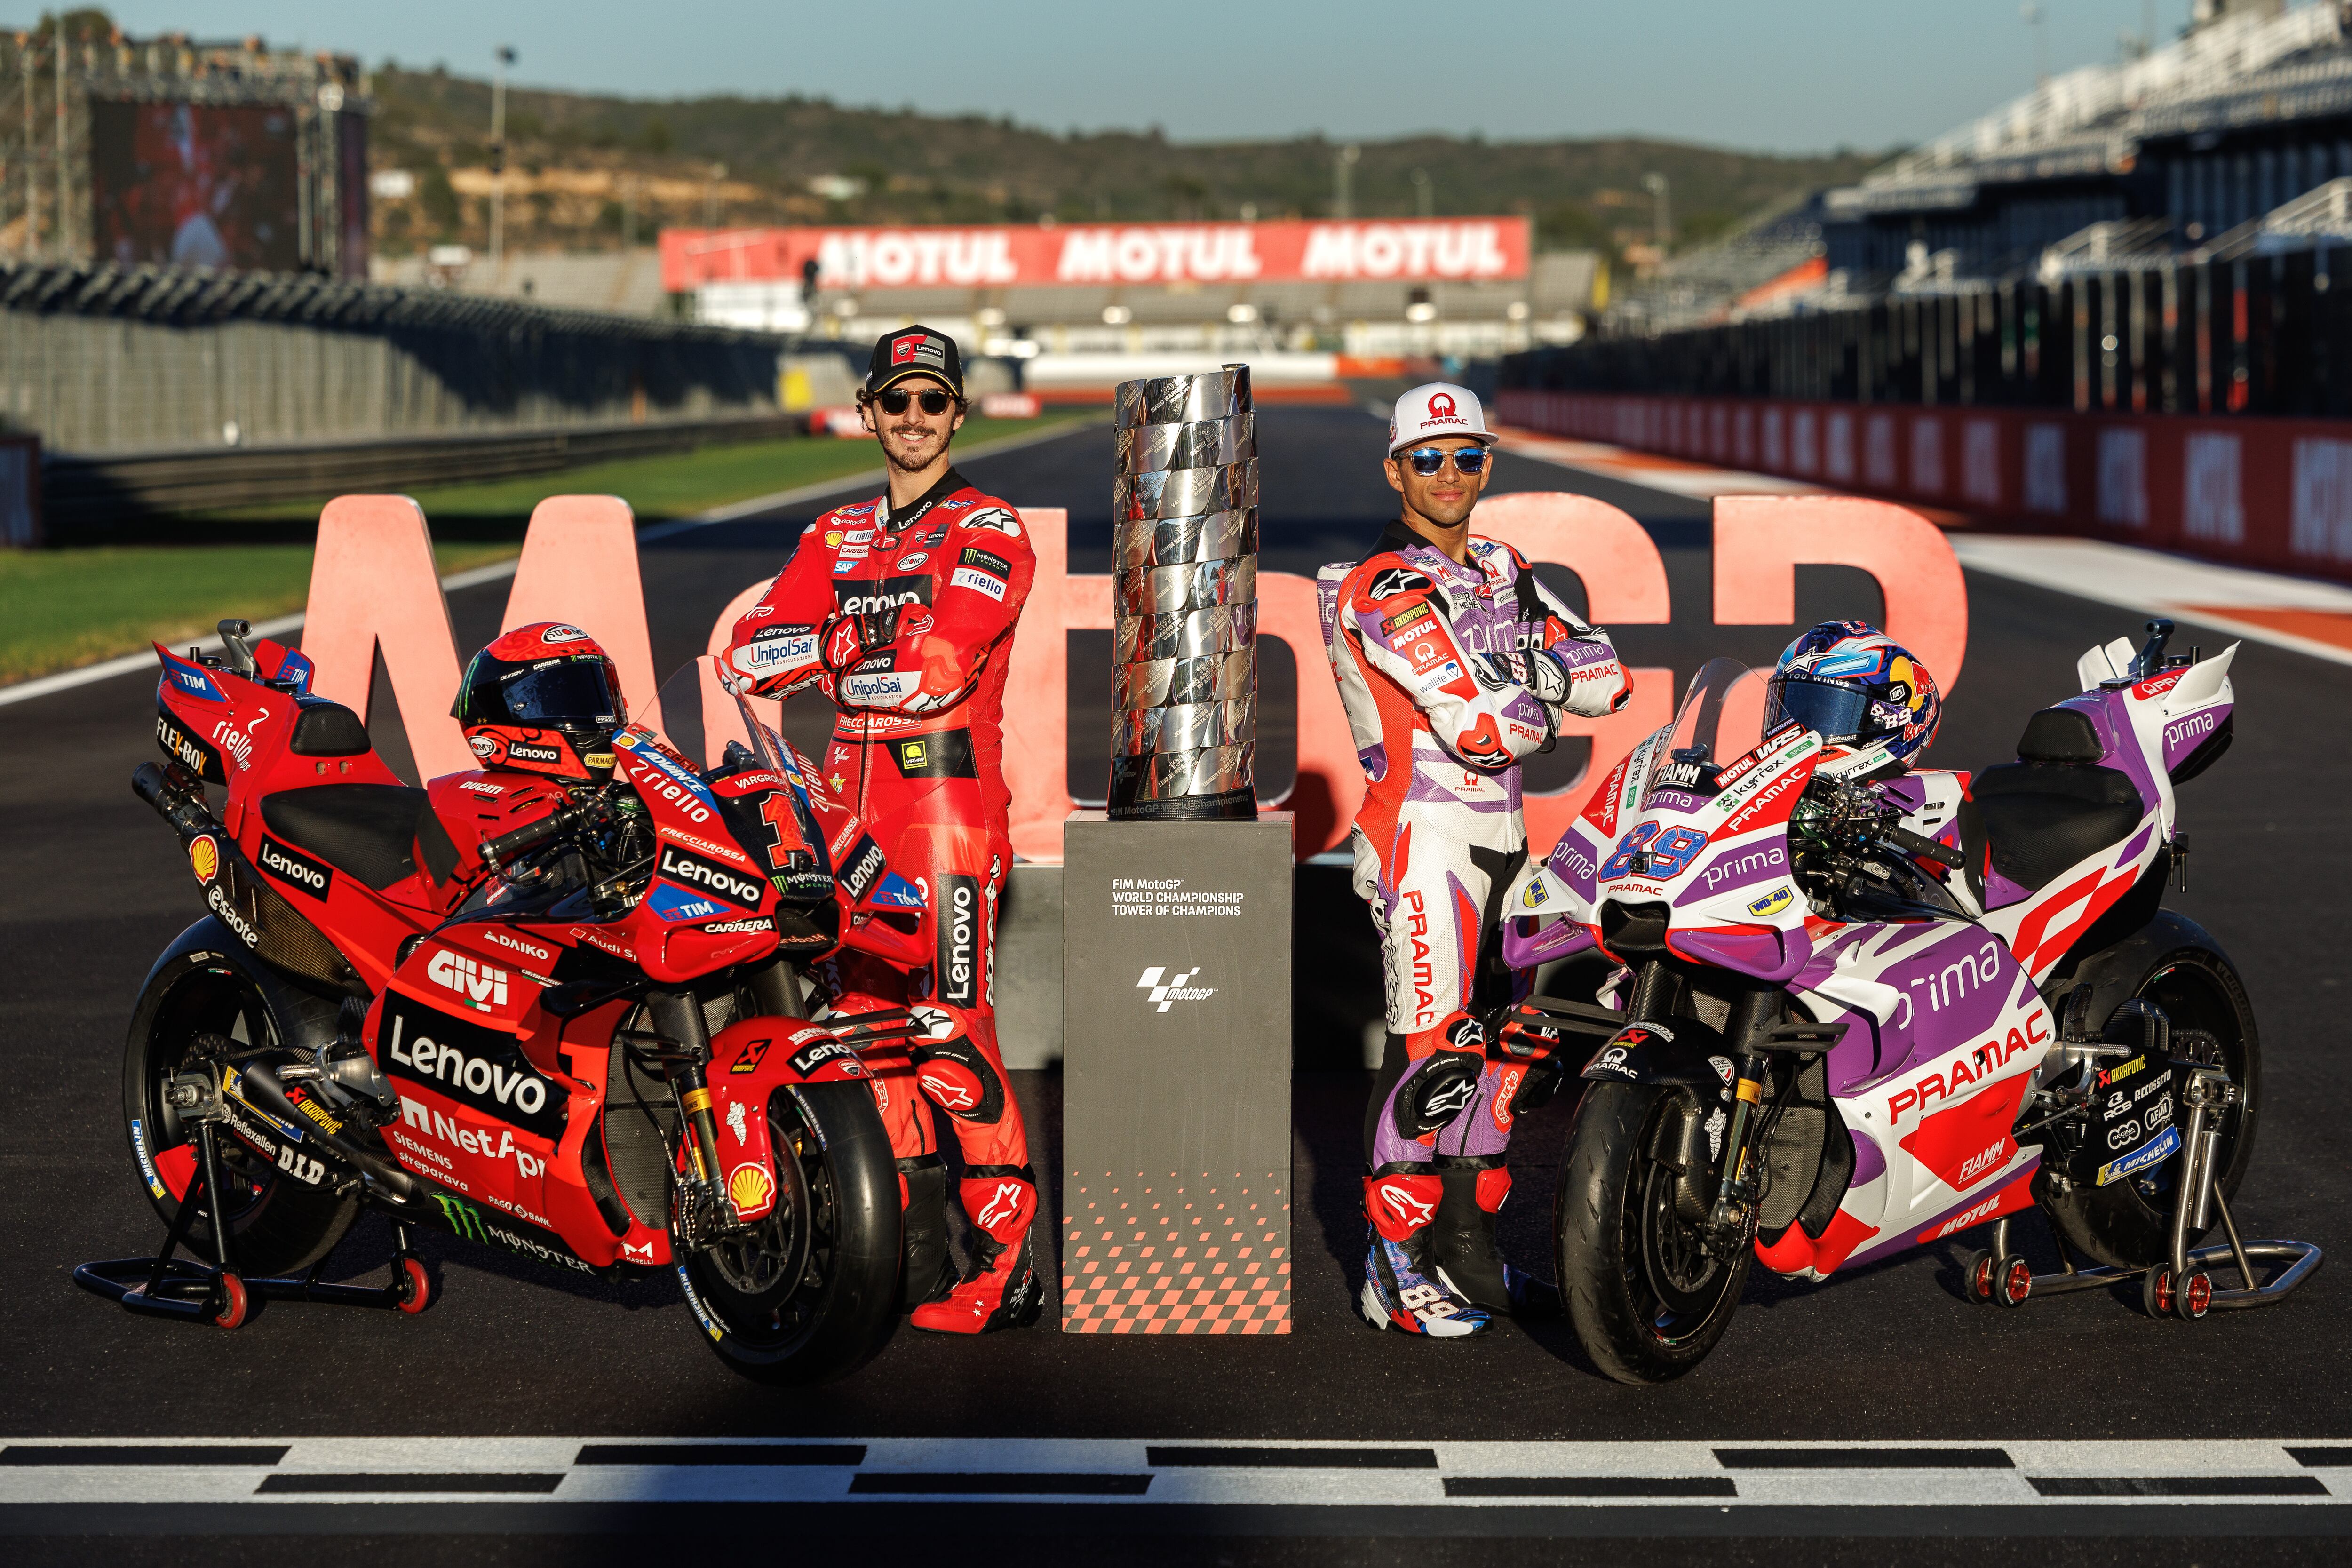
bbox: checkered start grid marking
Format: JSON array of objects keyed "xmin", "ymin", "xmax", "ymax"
[{"xmin": 1060, "ymin": 1171, "xmax": 1290, "ymax": 1333}]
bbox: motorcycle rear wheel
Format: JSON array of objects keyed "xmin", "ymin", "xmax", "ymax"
[
  {"xmin": 1556, "ymin": 1082, "xmax": 1751, "ymax": 1384},
  {"xmin": 122, "ymin": 941, "xmax": 358, "ymax": 1277},
  {"xmin": 677, "ymin": 1082, "xmax": 899, "ymax": 1385},
  {"xmin": 2036, "ymin": 945, "xmax": 2258, "ymax": 1271}
]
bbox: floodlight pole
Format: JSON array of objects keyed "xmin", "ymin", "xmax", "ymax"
[
  {"xmin": 489, "ymin": 44, "xmax": 515, "ymax": 278},
  {"xmin": 1643, "ymin": 172, "xmax": 1672, "ymax": 255},
  {"xmin": 20, "ymin": 34, "xmax": 37, "ymax": 258},
  {"xmin": 54, "ymin": 20, "xmax": 67, "ymax": 259}
]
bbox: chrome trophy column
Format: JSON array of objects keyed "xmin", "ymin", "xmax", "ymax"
[{"xmin": 1107, "ymin": 365, "xmax": 1259, "ymax": 821}]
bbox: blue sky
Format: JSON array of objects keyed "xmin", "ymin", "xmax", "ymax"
[{"xmin": 79, "ymin": 0, "xmax": 2215, "ymax": 152}]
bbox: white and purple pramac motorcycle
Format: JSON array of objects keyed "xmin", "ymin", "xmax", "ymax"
[{"xmin": 1502, "ymin": 620, "xmax": 2315, "ymax": 1383}]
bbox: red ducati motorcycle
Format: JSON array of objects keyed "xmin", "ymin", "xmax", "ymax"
[{"xmin": 90, "ymin": 620, "xmax": 936, "ymax": 1384}]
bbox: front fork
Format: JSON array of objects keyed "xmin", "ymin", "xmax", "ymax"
[{"xmin": 649, "ymin": 990, "xmax": 740, "ymax": 1247}]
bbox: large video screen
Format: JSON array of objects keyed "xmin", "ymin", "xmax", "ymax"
[{"xmin": 89, "ymin": 97, "xmax": 302, "ymax": 273}]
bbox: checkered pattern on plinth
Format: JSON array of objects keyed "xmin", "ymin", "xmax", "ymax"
[{"xmin": 1060, "ymin": 1170, "xmax": 1289, "ymax": 1333}]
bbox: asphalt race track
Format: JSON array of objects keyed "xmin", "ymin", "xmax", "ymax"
[{"xmin": 5, "ymin": 404, "xmax": 2351, "ymax": 1560}]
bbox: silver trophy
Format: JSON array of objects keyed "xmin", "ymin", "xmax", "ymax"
[{"xmin": 1107, "ymin": 365, "xmax": 1258, "ymax": 820}]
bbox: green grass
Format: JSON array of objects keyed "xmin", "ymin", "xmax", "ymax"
[{"xmin": 2, "ymin": 414, "xmax": 1088, "ymax": 685}]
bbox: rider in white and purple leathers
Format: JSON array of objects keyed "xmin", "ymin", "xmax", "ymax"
[{"xmin": 1318, "ymin": 384, "xmax": 1633, "ymax": 1337}]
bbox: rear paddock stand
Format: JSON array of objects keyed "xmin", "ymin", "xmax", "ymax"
[
  {"xmin": 75, "ymin": 1121, "xmax": 431, "ymax": 1329},
  {"xmin": 1962, "ymin": 1062, "xmax": 2320, "ymax": 1320}
]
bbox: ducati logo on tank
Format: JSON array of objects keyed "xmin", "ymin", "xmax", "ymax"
[
  {"xmin": 939, "ymin": 872, "xmax": 982, "ymax": 1007},
  {"xmin": 381, "ymin": 993, "xmax": 567, "ymax": 1141}
]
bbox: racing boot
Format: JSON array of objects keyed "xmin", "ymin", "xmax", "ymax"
[
  {"xmin": 909, "ymin": 1166, "xmax": 1043, "ymax": 1334},
  {"xmin": 896, "ymin": 1154, "xmax": 957, "ymax": 1312},
  {"xmin": 1430, "ymin": 1154, "xmax": 1560, "ymax": 1319},
  {"xmin": 1359, "ymin": 1170, "xmax": 1492, "ymax": 1337}
]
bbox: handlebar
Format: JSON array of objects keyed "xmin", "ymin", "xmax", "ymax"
[
  {"xmin": 480, "ymin": 798, "xmax": 594, "ymax": 870},
  {"xmin": 1875, "ymin": 822, "xmax": 1964, "ymax": 871}
]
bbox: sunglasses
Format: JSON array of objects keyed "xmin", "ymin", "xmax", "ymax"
[
  {"xmin": 1398, "ymin": 445, "xmax": 1490, "ymax": 476},
  {"xmin": 875, "ymin": 388, "xmax": 957, "ymax": 416}
]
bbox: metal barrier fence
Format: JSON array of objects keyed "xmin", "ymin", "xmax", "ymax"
[
  {"xmin": 1506, "ymin": 247, "xmax": 2352, "ymax": 421},
  {"xmin": 1, "ymin": 261, "xmax": 785, "ymax": 457}
]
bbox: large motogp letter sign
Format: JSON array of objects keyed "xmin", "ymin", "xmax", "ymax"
[{"xmin": 298, "ymin": 492, "xmax": 1965, "ymax": 863}]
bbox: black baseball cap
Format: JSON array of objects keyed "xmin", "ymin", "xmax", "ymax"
[{"xmin": 865, "ymin": 326, "xmax": 965, "ymax": 399}]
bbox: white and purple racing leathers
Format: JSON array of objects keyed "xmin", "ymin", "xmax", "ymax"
[{"xmin": 1319, "ymin": 521, "xmax": 1632, "ymax": 1242}]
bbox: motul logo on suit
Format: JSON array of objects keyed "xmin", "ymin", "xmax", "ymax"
[{"xmin": 940, "ymin": 873, "xmax": 980, "ymax": 1006}]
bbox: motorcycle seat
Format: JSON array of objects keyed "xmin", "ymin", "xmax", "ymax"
[
  {"xmin": 1971, "ymin": 758, "xmax": 2143, "ymax": 892},
  {"xmin": 260, "ymin": 784, "xmax": 461, "ymax": 891}
]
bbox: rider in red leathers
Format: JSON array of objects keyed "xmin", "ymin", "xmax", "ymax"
[
  {"xmin": 725, "ymin": 327, "xmax": 1041, "ymax": 1334},
  {"xmin": 1319, "ymin": 384, "xmax": 1634, "ymax": 1338}
]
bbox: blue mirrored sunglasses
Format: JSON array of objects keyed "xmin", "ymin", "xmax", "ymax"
[{"xmin": 1399, "ymin": 445, "xmax": 1490, "ymax": 476}]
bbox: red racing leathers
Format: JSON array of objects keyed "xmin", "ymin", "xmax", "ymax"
[
  {"xmin": 1319, "ymin": 522, "xmax": 1631, "ymax": 1324},
  {"xmin": 726, "ymin": 467, "xmax": 1042, "ymax": 1333}
]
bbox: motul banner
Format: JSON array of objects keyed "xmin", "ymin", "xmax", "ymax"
[{"xmin": 660, "ymin": 217, "xmax": 1532, "ymax": 292}]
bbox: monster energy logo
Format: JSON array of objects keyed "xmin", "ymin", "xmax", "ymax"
[{"xmin": 434, "ymin": 1193, "xmax": 490, "ymax": 1242}]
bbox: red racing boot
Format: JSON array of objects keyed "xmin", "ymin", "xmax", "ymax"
[{"xmin": 908, "ymin": 1167, "xmax": 1044, "ymax": 1334}]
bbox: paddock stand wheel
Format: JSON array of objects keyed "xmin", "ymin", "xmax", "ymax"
[
  {"xmin": 1993, "ymin": 1256, "xmax": 2034, "ymax": 1308},
  {"xmin": 209, "ymin": 1272, "xmax": 250, "ymax": 1330},
  {"xmin": 396, "ymin": 1254, "xmax": 433, "ymax": 1316},
  {"xmin": 2142, "ymin": 1265, "xmax": 2177, "ymax": 1320},
  {"xmin": 2174, "ymin": 1267, "xmax": 2214, "ymax": 1322},
  {"xmin": 1961, "ymin": 1250, "xmax": 1998, "ymax": 1305}
]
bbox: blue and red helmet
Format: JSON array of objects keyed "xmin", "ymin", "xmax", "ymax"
[{"xmin": 1765, "ymin": 620, "xmax": 1940, "ymax": 770}]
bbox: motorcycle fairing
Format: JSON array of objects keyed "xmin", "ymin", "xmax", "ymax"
[{"xmin": 703, "ymin": 1017, "xmax": 874, "ymax": 1224}]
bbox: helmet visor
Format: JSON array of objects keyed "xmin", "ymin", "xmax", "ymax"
[
  {"xmin": 461, "ymin": 657, "xmax": 620, "ymax": 730},
  {"xmin": 1764, "ymin": 675, "xmax": 1873, "ymax": 743}
]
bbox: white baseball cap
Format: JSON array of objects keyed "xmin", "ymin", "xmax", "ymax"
[{"xmin": 1388, "ymin": 382, "xmax": 1496, "ymax": 454}]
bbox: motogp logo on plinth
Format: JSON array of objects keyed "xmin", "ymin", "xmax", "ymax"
[{"xmin": 1136, "ymin": 966, "xmax": 1216, "ymax": 1012}]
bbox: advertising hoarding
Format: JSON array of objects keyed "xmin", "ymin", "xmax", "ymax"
[{"xmin": 661, "ymin": 217, "xmax": 1532, "ymax": 293}]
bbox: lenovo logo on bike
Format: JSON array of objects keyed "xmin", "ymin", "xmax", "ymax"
[
  {"xmin": 840, "ymin": 836, "xmax": 887, "ymax": 903},
  {"xmin": 427, "ymin": 949, "xmax": 509, "ymax": 1011},
  {"xmin": 1136, "ymin": 966, "xmax": 1215, "ymax": 1012},
  {"xmin": 256, "ymin": 836, "xmax": 333, "ymax": 899},
  {"xmin": 787, "ymin": 1030, "xmax": 863, "ymax": 1077},
  {"xmin": 658, "ymin": 844, "xmax": 764, "ymax": 909},
  {"xmin": 382, "ymin": 996, "xmax": 567, "ymax": 1141}
]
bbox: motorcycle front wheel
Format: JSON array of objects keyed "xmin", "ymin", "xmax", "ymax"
[
  {"xmin": 1556, "ymin": 1082, "xmax": 1751, "ymax": 1384},
  {"xmin": 676, "ymin": 1082, "xmax": 900, "ymax": 1385}
]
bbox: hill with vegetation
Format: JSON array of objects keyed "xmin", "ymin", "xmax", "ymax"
[{"xmin": 365, "ymin": 64, "xmax": 1888, "ymax": 265}]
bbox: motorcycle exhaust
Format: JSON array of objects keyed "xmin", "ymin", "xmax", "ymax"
[{"xmin": 239, "ymin": 1061, "xmax": 421, "ymax": 1205}]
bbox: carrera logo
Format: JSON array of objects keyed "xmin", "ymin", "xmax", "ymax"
[
  {"xmin": 657, "ymin": 844, "xmax": 764, "ymax": 909},
  {"xmin": 426, "ymin": 949, "xmax": 509, "ymax": 1010},
  {"xmin": 256, "ymin": 836, "xmax": 333, "ymax": 899},
  {"xmin": 835, "ymin": 576, "xmax": 934, "ymax": 617},
  {"xmin": 696, "ymin": 917, "xmax": 773, "ymax": 936}
]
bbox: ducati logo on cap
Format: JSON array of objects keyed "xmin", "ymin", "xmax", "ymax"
[{"xmin": 891, "ymin": 336, "xmax": 924, "ymax": 364}]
